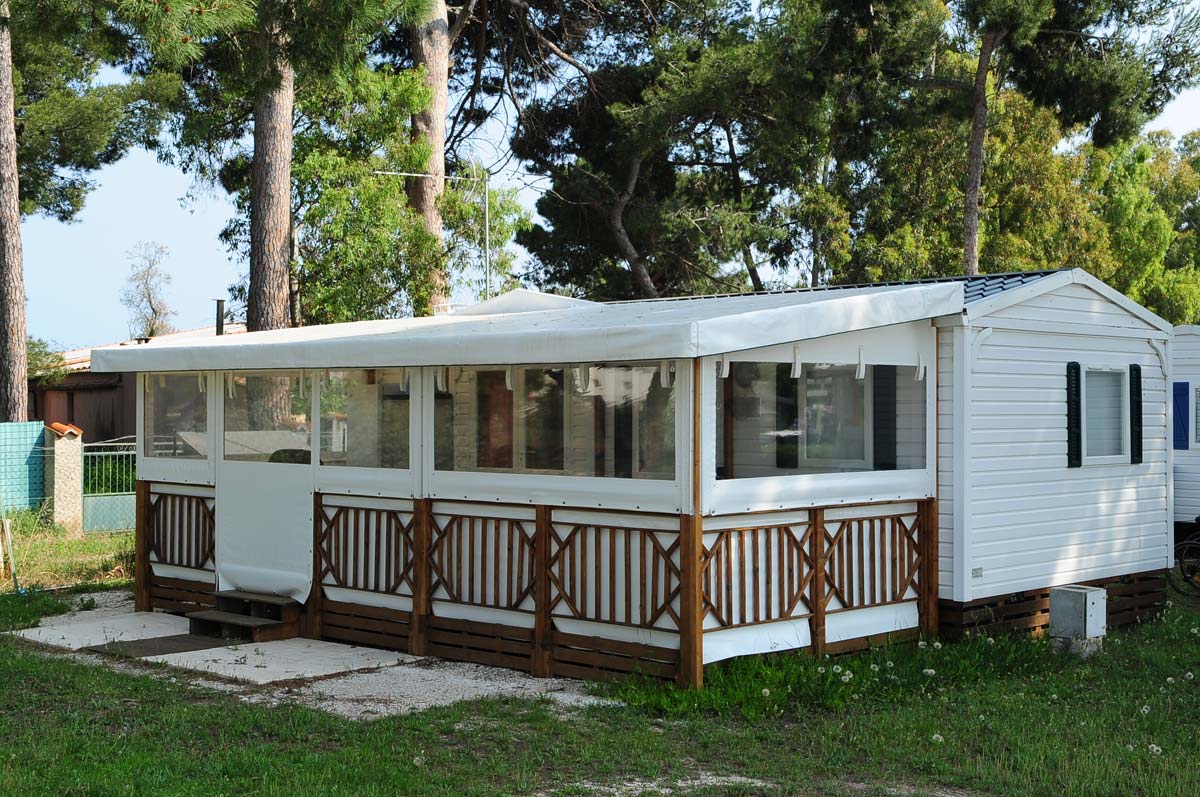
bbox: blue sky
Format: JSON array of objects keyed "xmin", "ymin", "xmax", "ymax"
[{"xmin": 22, "ymin": 87, "xmax": 1200, "ymax": 351}]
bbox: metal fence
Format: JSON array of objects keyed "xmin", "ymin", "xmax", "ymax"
[
  {"xmin": 0, "ymin": 421, "xmax": 50, "ymax": 515},
  {"xmin": 83, "ymin": 439, "xmax": 136, "ymax": 532}
]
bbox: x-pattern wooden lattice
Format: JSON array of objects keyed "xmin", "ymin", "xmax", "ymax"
[
  {"xmin": 701, "ymin": 523, "xmax": 814, "ymax": 627},
  {"xmin": 821, "ymin": 512, "xmax": 922, "ymax": 610},
  {"xmin": 547, "ymin": 523, "xmax": 682, "ymax": 630},
  {"xmin": 148, "ymin": 492, "xmax": 215, "ymax": 571},
  {"xmin": 429, "ymin": 514, "xmax": 536, "ymax": 609},
  {"xmin": 318, "ymin": 504, "xmax": 416, "ymax": 595}
]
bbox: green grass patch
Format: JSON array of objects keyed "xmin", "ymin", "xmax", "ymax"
[
  {"xmin": 2, "ymin": 508, "xmax": 133, "ymax": 591},
  {"xmin": 1, "ymin": 601, "xmax": 1198, "ymax": 795},
  {"xmin": 0, "ymin": 590, "xmax": 70, "ymax": 632}
]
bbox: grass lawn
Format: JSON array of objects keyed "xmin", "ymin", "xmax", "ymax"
[
  {"xmin": 1, "ymin": 508, "xmax": 132, "ymax": 592},
  {"xmin": 0, "ymin": 592, "xmax": 1197, "ymax": 796}
]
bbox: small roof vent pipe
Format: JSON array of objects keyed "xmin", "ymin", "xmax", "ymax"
[{"xmin": 215, "ymin": 299, "xmax": 225, "ymax": 336}]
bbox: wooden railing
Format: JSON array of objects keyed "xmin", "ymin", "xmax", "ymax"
[
  {"xmin": 134, "ymin": 482, "xmax": 217, "ymax": 613},
  {"xmin": 135, "ymin": 483, "xmax": 936, "ymax": 684},
  {"xmin": 146, "ymin": 488, "xmax": 215, "ymax": 571}
]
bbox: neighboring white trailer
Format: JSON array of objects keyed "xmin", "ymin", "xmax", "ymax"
[
  {"xmin": 91, "ymin": 269, "xmax": 1173, "ymax": 683},
  {"xmin": 1172, "ymin": 326, "xmax": 1200, "ymax": 528}
]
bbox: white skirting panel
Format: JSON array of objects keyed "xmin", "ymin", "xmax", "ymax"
[
  {"xmin": 701, "ymin": 601, "xmax": 919, "ymax": 664},
  {"xmin": 703, "ymin": 618, "xmax": 812, "ymax": 664},
  {"xmin": 826, "ymin": 602, "xmax": 919, "ymax": 644},
  {"xmin": 323, "ymin": 585, "xmax": 412, "ymax": 612},
  {"xmin": 553, "ymin": 617, "xmax": 680, "ymax": 649},
  {"xmin": 432, "ymin": 600, "xmax": 536, "ymax": 628},
  {"xmin": 149, "ymin": 563, "xmax": 215, "ymax": 583}
]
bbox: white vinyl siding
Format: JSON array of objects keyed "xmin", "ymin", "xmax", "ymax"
[
  {"xmin": 961, "ymin": 283, "xmax": 1169, "ymax": 599},
  {"xmin": 936, "ymin": 327, "xmax": 955, "ymax": 600}
]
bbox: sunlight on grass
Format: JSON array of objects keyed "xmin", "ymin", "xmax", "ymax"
[{"xmin": 1, "ymin": 508, "xmax": 133, "ymax": 591}]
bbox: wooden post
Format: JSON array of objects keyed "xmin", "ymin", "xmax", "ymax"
[
  {"xmin": 809, "ymin": 506, "xmax": 826, "ymax": 656},
  {"xmin": 134, "ymin": 480, "xmax": 151, "ymax": 612},
  {"xmin": 677, "ymin": 513, "xmax": 704, "ymax": 688},
  {"xmin": 918, "ymin": 498, "xmax": 940, "ymax": 636},
  {"xmin": 676, "ymin": 357, "xmax": 705, "ymax": 688},
  {"xmin": 531, "ymin": 504, "xmax": 553, "ymax": 677},
  {"xmin": 302, "ymin": 491, "xmax": 324, "ymax": 639},
  {"xmin": 409, "ymin": 497, "xmax": 432, "ymax": 656}
]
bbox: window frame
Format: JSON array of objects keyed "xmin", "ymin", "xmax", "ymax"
[
  {"xmin": 1080, "ymin": 365, "xmax": 1129, "ymax": 466},
  {"xmin": 424, "ymin": 362, "xmax": 687, "ymax": 513},
  {"xmin": 1193, "ymin": 384, "xmax": 1199, "ymax": 447},
  {"xmin": 136, "ymin": 371, "xmax": 219, "ymax": 486}
]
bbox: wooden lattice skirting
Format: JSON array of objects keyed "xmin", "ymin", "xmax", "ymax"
[
  {"xmin": 320, "ymin": 599, "xmax": 412, "ymax": 650},
  {"xmin": 148, "ymin": 572, "xmax": 216, "ymax": 614},
  {"xmin": 939, "ymin": 570, "xmax": 1167, "ymax": 639}
]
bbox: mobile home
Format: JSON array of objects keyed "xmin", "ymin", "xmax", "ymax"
[{"xmin": 92, "ymin": 268, "xmax": 1171, "ymax": 685}]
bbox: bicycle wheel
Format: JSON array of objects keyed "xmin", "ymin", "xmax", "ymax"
[{"xmin": 1174, "ymin": 538, "xmax": 1200, "ymax": 595}]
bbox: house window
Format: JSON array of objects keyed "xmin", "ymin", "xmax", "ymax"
[
  {"xmin": 223, "ymin": 372, "xmax": 312, "ymax": 464},
  {"xmin": 143, "ymin": 373, "xmax": 208, "ymax": 459},
  {"xmin": 319, "ymin": 369, "xmax": 409, "ymax": 469},
  {"xmin": 1082, "ymin": 368, "xmax": 1126, "ymax": 463},
  {"xmin": 434, "ymin": 362, "xmax": 676, "ymax": 480},
  {"xmin": 716, "ymin": 362, "xmax": 926, "ymax": 479}
]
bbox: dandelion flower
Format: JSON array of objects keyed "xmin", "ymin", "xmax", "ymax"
[
  {"xmin": 1167, "ymin": 677, "xmax": 1176, "ymax": 684},
  {"xmin": 986, "ymin": 637, "xmax": 995, "ymax": 645},
  {"xmin": 1186, "ymin": 672, "xmax": 1194, "ymax": 680},
  {"xmin": 1149, "ymin": 744, "xmax": 1162, "ymax": 755},
  {"xmin": 1126, "ymin": 744, "xmax": 1134, "ymax": 752},
  {"xmin": 1141, "ymin": 705, "xmax": 1151, "ymax": 715},
  {"xmin": 923, "ymin": 668, "xmax": 936, "ymax": 677},
  {"xmin": 933, "ymin": 641, "xmax": 942, "ymax": 650},
  {"xmin": 817, "ymin": 666, "xmax": 826, "ymax": 674},
  {"xmin": 886, "ymin": 661, "xmax": 894, "ymax": 669},
  {"xmin": 841, "ymin": 674, "xmax": 852, "ymax": 683},
  {"xmin": 870, "ymin": 664, "xmax": 879, "ymax": 672},
  {"xmin": 1051, "ymin": 694, "xmax": 1058, "ymax": 701},
  {"xmin": 919, "ymin": 641, "xmax": 928, "ymax": 649},
  {"xmin": 833, "ymin": 664, "xmax": 843, "ymax": 674},
  {"xmin": 1190, "ymin": 627, "xmax": 1198, "ymax": 635},
  {"xmin": 413, "ymin": 756, "xmax": 426, "ymax": 767},
  {"xmin": 762, "ymin": 688, "xmax": 770, "ymax": 698},
  {"xmin": 931, "ymin": 734, "xmax": 944, "ymax": 743}
]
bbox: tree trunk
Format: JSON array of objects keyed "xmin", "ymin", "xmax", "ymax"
[
  {"xmin": 248, "ymin": 25, "xmax": 294, "ymax": 333},
  {"xmin": 408, "ymin": 0, "xmax": 450, "ymax": 315},
  {"xmin": 963, "ymin": 29, "xmax": 1003, "ymax": 277},
  {"xmin": 722, "ymin": 124, "xmax": 764, "ymax": 291},
  {"xmin": 607, "ymin": 154, "xmax": 658, "ymax": 298},
  {"xmin": 0, "ymin": 2, "xmax": 26, "ymax": 422}
]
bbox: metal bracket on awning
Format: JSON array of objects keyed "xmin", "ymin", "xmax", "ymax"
[
  {"xmin": 659, "ymin": 360, "xmax": 675, "ymax": 388},
  {"xmin": 855, "ymin": 347, "xmax": 866, "ymax": 381},
  {"xmin": 504, "ymin": 366, "xmax": 514, "ymax": 392},
  {"xmin": 718, "ymin": 355, "xmax": 732, "ymax": 379},
  {"xmin": 915, "ymin": 352, "xmax": 926, "ymax": 382},
  {"xmin": 790, "ymin": 345, "xmax": 802, "ymax": 379},
  {"xmin": 574, "ymin": 364, "xmax": 591, "ymax": 394},
  {"xmin": 434, "ymin": 367, "xmax": 447, "ymax": 393},
  {"xmin": 197, "ymin": 373, "xmax": 206, "ymax": 393}
]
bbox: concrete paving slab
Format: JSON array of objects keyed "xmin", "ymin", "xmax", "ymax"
[
  {"xmin": 12, "ymin": 611, "xmax": 190, "ymax": 650},
  {"xmin": 142, "ymin": 637, "xmax": 416, "ymax": 684}
]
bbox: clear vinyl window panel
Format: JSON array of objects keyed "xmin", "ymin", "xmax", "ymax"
[
  {"xmin": 717, "ymin": 362, "xmax": 926, "ymax": 479},
  {"xmin": 320, "ymin": 369, "xmax": 409, "ymax": 469},
  {"xmin": 1084, "ymin": 369, "xmax": 1124, "ymax": 459},
  {"xmin": 143, "ymin": 373, "xmax": 208, "ymax": 459},
  {"xmin": 434, "ymin": 362, "xmax": 676, "ymax": 480},
  {"xmin": 223, "ymin": 372, "xmax": 312, "ymax": 464}
]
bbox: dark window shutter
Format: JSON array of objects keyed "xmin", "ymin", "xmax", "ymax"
[
  {"xmin": 1129, "ymin": 364, "xmax": 1142, "ymax": 465},
  {"xmin": 1066, "ymin": 362, "xmax": 1081, "ymax": 468},
  {"xmin": 1174, "ymin": 381, "xmax": 1189, "ymax": 451},
  {"xmin": 872, "ymin": 365, "xmax": 897, "ymax": 471},
  {"xmin": 775, "ymin": 363, "xmax": 799, "ymax": 469}
]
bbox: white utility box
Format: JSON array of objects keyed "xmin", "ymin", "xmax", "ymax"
[{"xmin": 1049, "ymin": 584, "xmax": 1107, "ymax": 640}]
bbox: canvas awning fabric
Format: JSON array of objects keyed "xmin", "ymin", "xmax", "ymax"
[{"xmin": 89, "ymin": 282, "xmax": 964, "ymax": 373}]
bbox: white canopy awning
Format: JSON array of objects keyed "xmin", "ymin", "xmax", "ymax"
[{"xmin": 90, "ymin": 282, "xmax": 964, "ymax": 373}]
